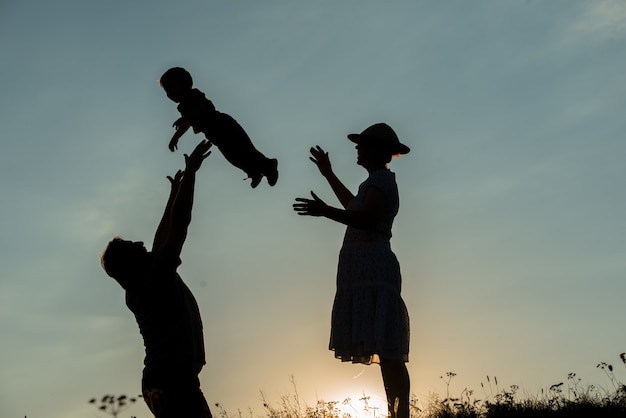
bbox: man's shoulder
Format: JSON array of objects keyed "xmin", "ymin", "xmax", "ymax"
[{"xmin": 150, "ymin": 245, "xmax": 182, "ymax": 271}]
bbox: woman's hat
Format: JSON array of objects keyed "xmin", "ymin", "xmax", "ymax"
[{"xmin": 347, "ymin": 123, "xmax": 410, "ymax": 155}]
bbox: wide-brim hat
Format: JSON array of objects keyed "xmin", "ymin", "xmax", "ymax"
[{"xmin": 347, "ymin": 123, "xmax": 410, "ymax": 155}]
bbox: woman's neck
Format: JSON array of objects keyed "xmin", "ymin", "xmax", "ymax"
[{"xmin": 364, "ymin": 163, "xmax": 388, "ymax": 173}]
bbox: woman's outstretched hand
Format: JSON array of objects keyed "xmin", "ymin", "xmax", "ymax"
[
  {"xmin": 310, "ymin": 146, "xmax": 333, "ymax": 178},
  {"xmin": 293, "ymin": 191, "xmax": 328, "ymax": 217}
]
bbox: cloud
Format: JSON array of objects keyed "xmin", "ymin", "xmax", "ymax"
[{"xmin": 568, "ymin": 0, "xmax": 626, "ymax": 41}]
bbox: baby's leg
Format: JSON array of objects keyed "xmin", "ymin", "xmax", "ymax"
[{"xmin": 208, "ymin": 114, "xmax": 278, "ymax": 186}]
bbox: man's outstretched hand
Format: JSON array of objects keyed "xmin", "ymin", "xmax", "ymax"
[
  {"xmin": 167, "ymin": 169, "xmax": 184, "ymax": 190},
  {"xmin": 184, "ymin": 140, "xmax": 212, "ymax": 172}
]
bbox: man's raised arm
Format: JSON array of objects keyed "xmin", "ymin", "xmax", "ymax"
[{"xmin": 154, "ymin": 140, "xmax": 212, "ymax": 255}]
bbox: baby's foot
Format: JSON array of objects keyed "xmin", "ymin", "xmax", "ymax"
[
  {"xmin": 250, "ymin": 173, "xmax": 263, "ymax": 189},
  {"xmin": 264, "ymin": 158, "xmax": 279, "ymax": 186}
]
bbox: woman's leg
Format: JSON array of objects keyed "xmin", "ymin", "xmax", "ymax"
[{"xmin": 380, "ymin": 357, "xmax": 410, "ymax": 418}]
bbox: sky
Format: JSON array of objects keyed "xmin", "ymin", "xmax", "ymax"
[{"xmin": 1, "ymin": 1, "xmax": 626, "ymax": 417}]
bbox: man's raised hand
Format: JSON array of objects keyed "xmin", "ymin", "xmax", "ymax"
[
  {"xmin": 167, "ymin": 169, "xmax": 184, "ymax": 189},
  {"xmin": 184, "ymin": 140, "xmax": 213, "ymax": 172}
]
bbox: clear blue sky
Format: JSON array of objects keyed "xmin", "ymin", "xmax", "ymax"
[{"xmin": 2, "ymin": 1, "xmax": 626, "ymax": 417}]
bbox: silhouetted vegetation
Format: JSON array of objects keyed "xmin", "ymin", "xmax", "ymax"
[
  {"xmin": 82, "ymin": 353, "xmax": 625, "ymax": 417},
  {"xmin": 88, "ymin": 393, "xmax": 141, "ymax": 418},
  {"xmin": 211, "ymin": 353, "xmax": 626, "ymax": 418}
]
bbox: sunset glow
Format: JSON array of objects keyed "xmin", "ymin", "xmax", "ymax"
[{"xmin": 2, "ymin": 1, "xmax": 626, "ymax": 417}]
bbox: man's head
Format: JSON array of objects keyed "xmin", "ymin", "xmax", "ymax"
[
  {"xmin": 160, "ymin": 67, "xmax": 193, "ymax": 103},
  {"xmin": 100, "ymin": 237, "xmax": 149, "ymax": 289}
]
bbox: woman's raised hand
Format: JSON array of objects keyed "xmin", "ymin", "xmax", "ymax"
[{"xmin": 310, "ymin": 146, "xmax": 333, "ymax": 178}]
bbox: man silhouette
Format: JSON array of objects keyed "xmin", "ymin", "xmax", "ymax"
[{"xmin": 101, "ymin": 140, "xmax": 213, "ymax": 418}]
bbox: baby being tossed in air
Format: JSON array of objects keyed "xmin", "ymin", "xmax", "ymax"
[{"xmin": 160, "ymin": 67, "xmax": 278, "ymax": 188}]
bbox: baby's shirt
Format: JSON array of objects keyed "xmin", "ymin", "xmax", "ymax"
[{"xmin": 177, "ymin": 88, "xmax": 219, "ymax": 133}]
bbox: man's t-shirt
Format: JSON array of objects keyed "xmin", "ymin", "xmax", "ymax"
[{"xmin": 125, "ymin": 244, "xmax": 205, "ymax": 388}]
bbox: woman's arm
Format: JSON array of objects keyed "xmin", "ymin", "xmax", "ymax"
[
  {"xmin": 293, "ymin": 186, "xmax": 385, "ymax": 230},
  {"xmin": 309, "ymin": 146, "xmax": 354, "ymax": 209}
]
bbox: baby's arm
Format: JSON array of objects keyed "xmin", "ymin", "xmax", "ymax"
[{"xmin": 169, "ymin": 117, "xmax": 191, "ymax": 152}]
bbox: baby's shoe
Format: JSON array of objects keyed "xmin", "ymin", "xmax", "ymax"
[
  {"xmin": 250, "ymin": 173, "xmax": 263, "ymax": 188},
  {"xmin": 264, "ymin": 158, "xmax": 278, "ymax": 186}
]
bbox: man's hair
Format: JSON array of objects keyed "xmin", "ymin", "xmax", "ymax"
[
  {"xmin": 100, "ymin": 237, "xmax": 136, "ymax": 289},
  {"xmin": 160, "ymin": 67, "xmax": 193, "ymax": 90}
]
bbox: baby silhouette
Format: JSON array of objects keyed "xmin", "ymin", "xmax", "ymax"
[{"xmin": 160, "ymin": 67, "xmax": 278, "ymax": 188}]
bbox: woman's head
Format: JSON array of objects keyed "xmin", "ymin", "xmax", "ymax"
[
  {"xmin": 100, "ymin": 237, "xmax": 148, "ymax": 289},
  {"xmin": 356, "ymin": 140, "xmax": 394, "ymax": 167},
  {"xmin": 348, "ymin": 123, "xmax": 410, "ymax": 168}
]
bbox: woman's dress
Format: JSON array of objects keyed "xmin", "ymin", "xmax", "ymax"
[{"xmin": 329, "ymin": 168, "xmax": 410, "ymax": 364}]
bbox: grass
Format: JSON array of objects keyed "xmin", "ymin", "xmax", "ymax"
[
  {"xmin": 212, "ymin": 352, "xmax": 626, "ymax": 418},
  {"xmin": 420, "ymin": 364, "xmax": 626, "ymax": 418},
  {"xmin": 87, "ymin": 352, "xmax": 626, "ymax": 418}
]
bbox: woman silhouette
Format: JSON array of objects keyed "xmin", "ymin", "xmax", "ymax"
[{"xmin": 293, "ymin": 123, "xmax": 411, "ymax": 418}]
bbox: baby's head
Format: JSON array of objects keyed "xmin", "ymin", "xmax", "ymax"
[{"xmin": 160, "ymin": 67, "xmax": 193, "ymax": 103}]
